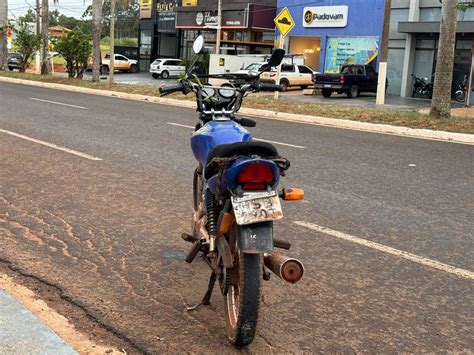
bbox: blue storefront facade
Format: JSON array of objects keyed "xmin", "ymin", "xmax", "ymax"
[{"xmin": 277, "ymin": 0, "xmax": 386, "ymax": 73}]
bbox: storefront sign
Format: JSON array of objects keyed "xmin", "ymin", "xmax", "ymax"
[
  {"xmin": 303, "ymin": 6, "xmax": 348, "ymax": 28},
  {"xmin": 324, "ymin": 36, "xmax": 378, "ymax": 73},
  {"xmin": 196, "ymin": 11, "xmax": 218, "ymax": 26},
  {"xmin": 157, "ymin": 0, "xmax": 177, "ymax": 12},
  {"xmin": 156, "ymin": 0, "xmax": 177, "ymax": 32},
  {"xmin": 177, "ymin": 9, "xmax": 246, "ymax": 28},
  {"xmin": 139, "ymin": 0, "xmax": 153, "ymax": 19},
  {"xmin": 182, "ymin": 0, "xmax": 198, "ymax": 7}
]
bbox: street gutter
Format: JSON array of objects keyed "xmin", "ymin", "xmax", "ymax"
[{"xmin": 1, "ymin": 76, "xmax": 473, "ymax": 145}]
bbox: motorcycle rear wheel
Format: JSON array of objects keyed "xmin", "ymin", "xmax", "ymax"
[
  {"xmin": 224, "ymin": 225, "xmax": 262, "ymax": 347},
  {"xmin": 455, "ymin": 91, "xmax": 465, "ymax": 103}
]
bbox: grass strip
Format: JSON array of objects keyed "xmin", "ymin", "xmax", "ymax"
[{"xmin": 1, "ymin": 71, "xmax": 472, "ymax": 134}]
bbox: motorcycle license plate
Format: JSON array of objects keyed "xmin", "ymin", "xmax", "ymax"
[{"xmin": 231, "ymin": 191, "xmax": 283, "ymax": 225}]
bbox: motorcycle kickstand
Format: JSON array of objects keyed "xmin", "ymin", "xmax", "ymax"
[{"xmin": 186, "ymin": 272, "xmax": 217, "ymax": 311}]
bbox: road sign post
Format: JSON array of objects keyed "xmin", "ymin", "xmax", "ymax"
[{"xmin": 273, "ymin": 7, "xmax": 294, "ymax": 100}]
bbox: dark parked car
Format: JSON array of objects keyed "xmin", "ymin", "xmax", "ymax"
[
  {"xmin": 313, "ymin": 64, "xmax": 382, "ymax": 98},
  {"xmin": 7, "ymin": 52, "xmax": 23, "ymax": 71}
]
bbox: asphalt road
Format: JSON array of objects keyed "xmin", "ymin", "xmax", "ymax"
[{"xmin": 0, "ymin": 82, "xmax": 473, "ymax": 353}]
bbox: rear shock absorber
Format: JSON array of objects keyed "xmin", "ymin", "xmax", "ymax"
[{"xmin": 205, "ymin": 189, "xmax": 219, "ymax": 251}]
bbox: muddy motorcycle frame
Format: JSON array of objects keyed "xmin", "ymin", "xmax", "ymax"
[{"xmin": 159, "ymin": 36, "xmax": 305, "ymax": 347}]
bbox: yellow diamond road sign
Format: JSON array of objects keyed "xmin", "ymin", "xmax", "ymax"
[{"xmin": 274, "ymin": 7, "xmax": 294, "ymax": 37}]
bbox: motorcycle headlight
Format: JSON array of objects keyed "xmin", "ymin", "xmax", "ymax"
[
  {"xmin": 202, "ymin": 86, "xmax": 216, "ymax": 97},
  {"xmin": 219, "ymin": 87, "xmax": 235, "ymax": 98}
]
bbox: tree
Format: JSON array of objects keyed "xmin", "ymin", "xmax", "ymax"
[
  {"xmin": 92, "ymin": 0, "xmax": 104, "ymax": 82},
  {"xmin": 83, "ymin": 0, "xmax": 139, "ymax": 40},
  {"xmin": 14, "ymin": 20, "xmax": 41, "ymax": 72},
  {"xmin": 41, "ymin": 0, "xmax": 50, "ymax": 74},
  {"xmin": 430, "ymin": 0, "xmax": 458, "ymax": 118},
  {"xmin": 55, "ymin": 28, "xmax": 92, "ymax": 79},
  {"xmin": 0, "ymin": 0, "xmax": 8, "ymax": 70}
]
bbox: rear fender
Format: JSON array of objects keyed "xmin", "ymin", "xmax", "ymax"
[{"xmin": 237, "ymin": 221, "xmax": 273, "ymax": 254}]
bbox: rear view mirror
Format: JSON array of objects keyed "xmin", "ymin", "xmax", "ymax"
[
  {"xmin": 193, "ymin": 35, "xmax": 204, "ymax": 54},
  {"xmin": 267, "ymin": 49, "xmax": 285, "ymax": 68}
]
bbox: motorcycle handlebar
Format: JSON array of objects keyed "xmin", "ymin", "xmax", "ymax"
[
  {"xmin": 159, "ymin": 83, "xmax": 184, "ymax": 96},
  {"xmin": 258, "ymin": 83, "xmax": 282, "ymax": 92}
]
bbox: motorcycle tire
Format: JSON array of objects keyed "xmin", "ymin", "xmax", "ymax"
[
  {"xmin": 224, "ymin": 230, "xmax": 261, "ymax": 347},
  {"xmin": 455, "ymin": 91, "xmax": 465, "ymax": 103}
]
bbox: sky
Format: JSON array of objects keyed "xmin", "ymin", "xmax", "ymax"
[{"xmin": 8, "ymin": 0, "xmax": 93, "ymax": 19}]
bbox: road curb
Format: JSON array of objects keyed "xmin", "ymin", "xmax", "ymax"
[{"xmin": 1, "ymin": 76, "xmax": 473, "ymax": 144}]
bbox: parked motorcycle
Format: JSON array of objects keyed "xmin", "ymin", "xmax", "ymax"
[
  {"xmin": 159, "ymin": 36, "xmax": 305, "ymax": 347},
  {"xmin": 411, "ymin": 74, "xmax": 433, "ymax": 99},
  {"xmin": 455, "ymin": 74, "xmax": 468, "ymax": 103}
]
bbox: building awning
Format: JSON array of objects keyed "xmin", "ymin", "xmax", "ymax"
[{"xmin": 398, "ymin": 21, "xmax": 474, "ymax": 34}]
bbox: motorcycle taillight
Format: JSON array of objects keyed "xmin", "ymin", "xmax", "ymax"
[{"xmin": 237, "ymin": 163, "xmax": 274, "ymax": 190}]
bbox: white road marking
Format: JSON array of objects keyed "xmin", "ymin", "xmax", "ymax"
[
  {"xmin": 167, "ymin": 122, "xmax": 194, "ymax": 129},
  {"xmin": 166, "ymin": 122, "xmax": 306, "ymax": 149},
  {"xmin": 0, "ymin": 128, "xmax": 103, "ymax": 161},
  {"xmin": 30, "ymin": 98, "xmax": 88, "ymax": 110},
  {"xmin": 294, "ymin": 221, "xmax": 474, "ymax": 280},
  {"xmin": 253, "ymin": 138, "xmax": 306, "ymax": 149}
]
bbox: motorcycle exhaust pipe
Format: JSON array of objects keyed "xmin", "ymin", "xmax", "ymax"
[{"xmin": 264, "ymin": 253, "xmax": 304, "ymax": 284}]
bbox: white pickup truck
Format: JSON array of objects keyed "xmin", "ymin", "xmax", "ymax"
[
  {"xmin": 260, "ymin": 63, "xmax": 316, "ymax": 91},
  {"xmin": 101, "ymin": 54, "xmax": 139, "ymax": 74}
]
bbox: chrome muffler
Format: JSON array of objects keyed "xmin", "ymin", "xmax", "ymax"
[{"xmin": 264, "ymin": 253, "xmax": 304, "ymax": 283}]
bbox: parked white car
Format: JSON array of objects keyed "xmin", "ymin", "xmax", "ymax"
[{"xmin": 150, "ymin": 58, "xmax": 186, "ymax": 79}]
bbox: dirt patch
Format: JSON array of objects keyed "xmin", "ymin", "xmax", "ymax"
[{"xmin": 0, "ymin": 261, "xmax": 142, "ymax": 355}]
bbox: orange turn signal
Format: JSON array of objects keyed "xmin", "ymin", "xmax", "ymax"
[
  {"xmin": 282, "ymin": 188, "xmax": 305, "ymax": 201},
  {"xmin": 219, "ymin": 212, "xmax": 234, "ymax": 234}
]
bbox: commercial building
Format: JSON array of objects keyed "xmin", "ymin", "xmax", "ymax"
[
  {"xmin": 138, "ymin": 0, "xmax": 181, "ymax": 71},
  {"xmin": 176, "ymin": 0, "xmax": 276, "ymax": 57},
  {"xmin": 275, "ymin": 0, "xmax": 386, "ymax": 72},
  {"xmin": 138, "ymin": 0, "xmax": 277, "ymax": 71},
  {"xmin": 388, "ymin": 0, "xmax": 474, "ymax": 98}
]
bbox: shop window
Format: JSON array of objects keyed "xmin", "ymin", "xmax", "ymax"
[
  {"xmin": 387, "ymin": 48, "xmax": 405, "ymax": 95},
  {"xmin": 458, "ymin": 8, "xmax": 474, "ymax": 21},
  {"xmin": 389, "ymin": 9, "xmax": 409, "ymax": 35},
  {"xmin": 420, "ymin": 8, "xmax": 441, "ymax": 21},
  {"xmin": 457, "ymin": 40, "xmax": 472, "ymax": 50},
  {"xmin": 324, "ymin": 37, "xmax": 379, "ymax": 74},
  {"xmin": 414, "ymin": 50, "xmax": 435, "ymax": 82},
  {"xmin": 416, "ymin": 39, "xmax": 436, "ymax": 49}
]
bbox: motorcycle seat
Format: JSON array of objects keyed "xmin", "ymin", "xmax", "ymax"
[{"xmin": 205, "ymin": 141, "xmax": 279, "ymax": 179}]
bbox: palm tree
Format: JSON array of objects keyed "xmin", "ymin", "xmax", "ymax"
[
  {"xmin": 91, "ymin": 0, "xmax": 103, "ymax": 82},
  {"xmin": 430, "ymin": 0, "xmax": 458, "ymax": 118},
  {"xmin": 41, "ymin": 0, "xmax": 51, "ymax": 74}
]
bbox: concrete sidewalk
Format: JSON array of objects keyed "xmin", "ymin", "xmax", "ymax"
[{"xmin": 0, "ymin": 290, "xmax": 77, "ymax": 354}]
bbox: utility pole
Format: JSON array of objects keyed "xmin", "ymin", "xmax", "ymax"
[
  {"xmin": 376, "ymin": 0, "xmax": 391, "ymax": 105},
  {"xmin": 215, "ymin": 0, "xmax": 221, "ymax": 54},
  {"xmin": 109, "ymin": 0, "xmax": 115, "ymax": 84},
  {"xmin": 35, "ymin": 0, "xmax": 41, "ymax": 73},
  {"xmin": 0, "ymin": 0, "xmax": 8, "ymax": 70},
  {"xmin": 41, "ymin": 0, "xmax": 49, "ymax": 74}
]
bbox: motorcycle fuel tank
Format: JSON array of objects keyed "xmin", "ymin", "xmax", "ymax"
[{"xmin": 191, "ymin": 120, "xmax": 252, "ymax": 166}]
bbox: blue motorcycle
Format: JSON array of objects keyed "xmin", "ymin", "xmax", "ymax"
[{"xmin": 160, "ymin": 36, "xmax": 305, "ymax": 347}]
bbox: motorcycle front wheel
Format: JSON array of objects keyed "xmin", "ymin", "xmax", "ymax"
[{"xmin": 224, "ymin": 225, "xmax": 262, "ymax": 347}]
